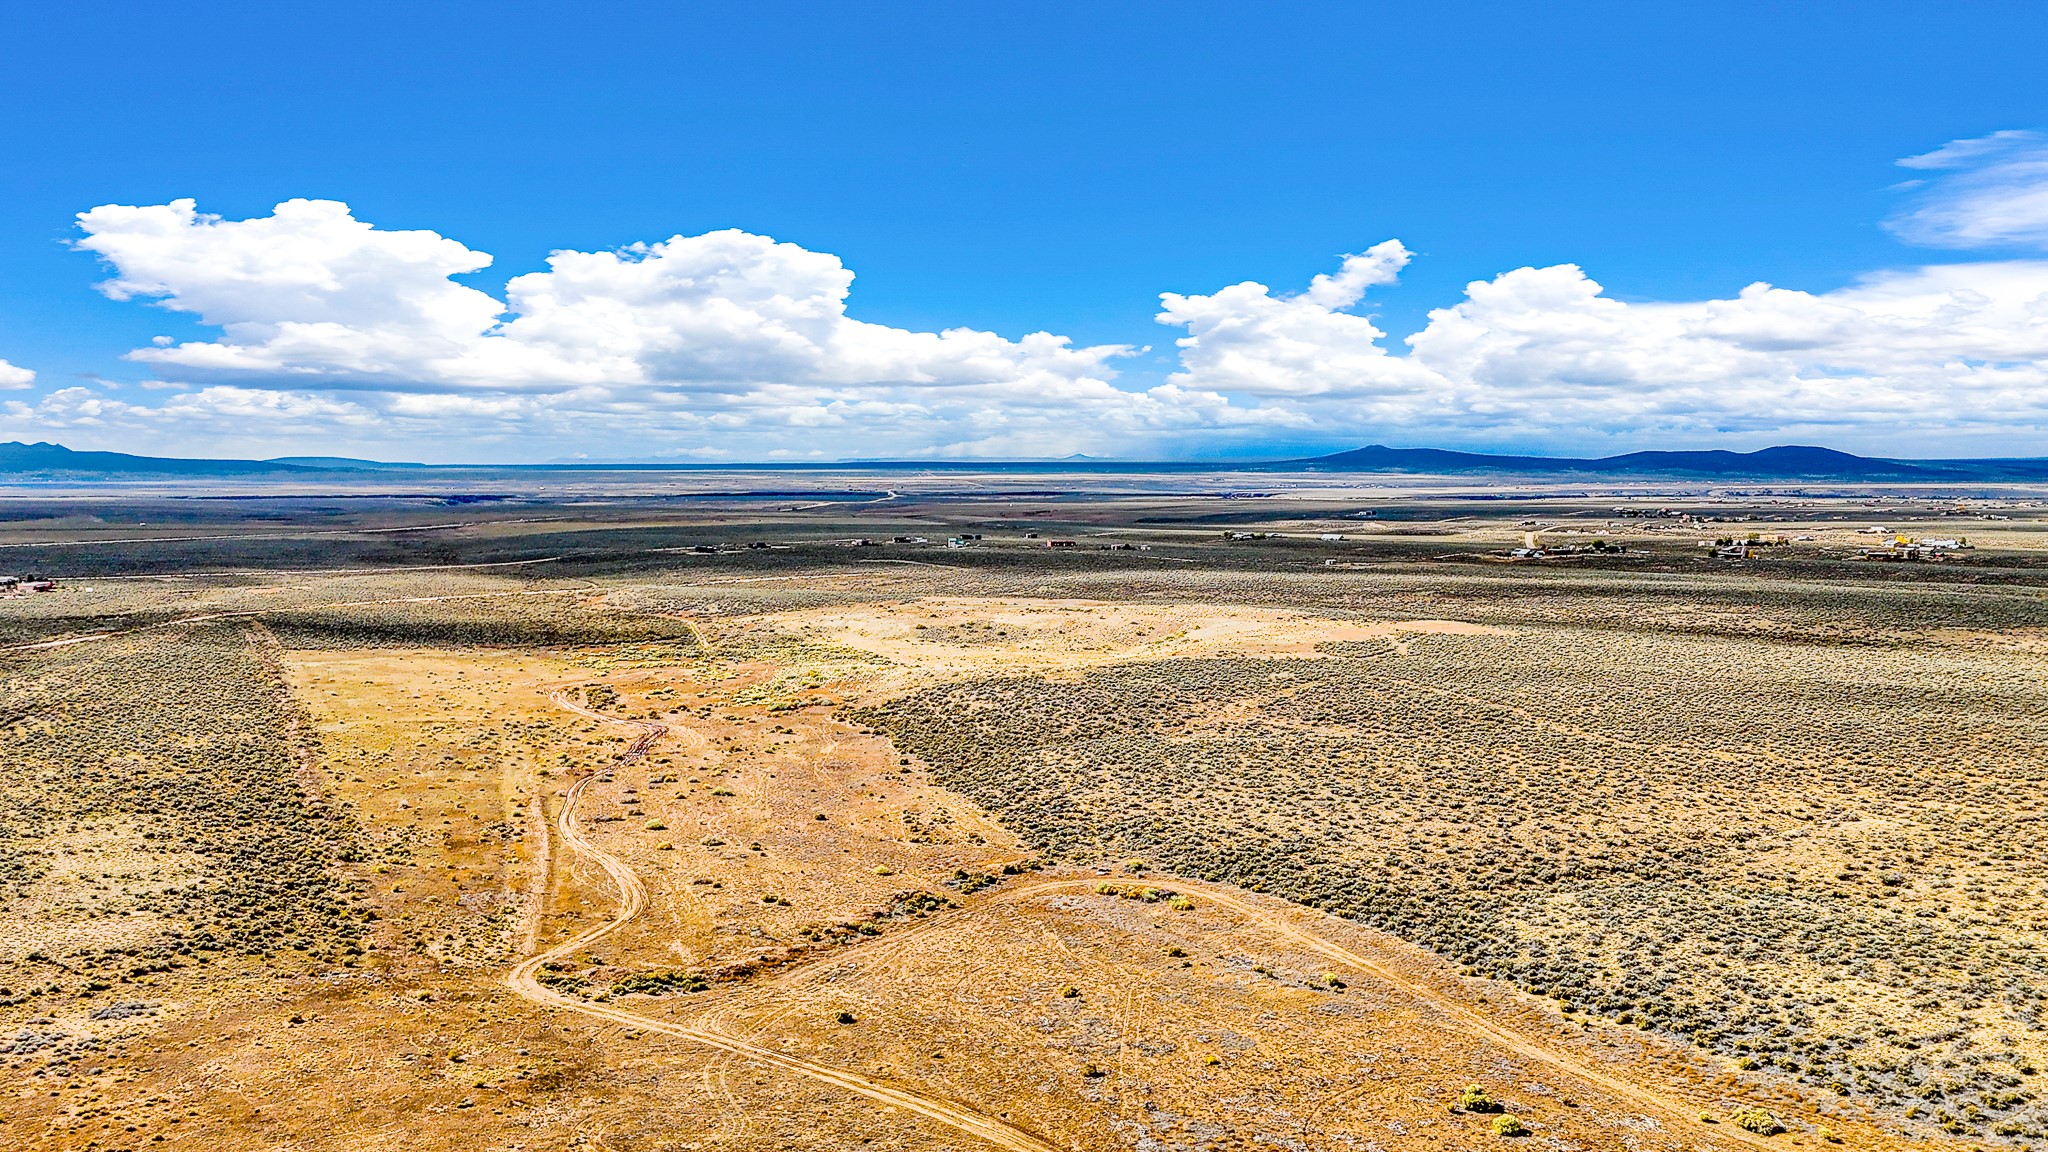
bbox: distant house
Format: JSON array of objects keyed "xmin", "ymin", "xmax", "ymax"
[
  {"xmin": 1860, "ymin": 536, "xmax": 1966, "ymax": 562},
  {"xmin": 1044, "ymin": 539, "xmax": 1078, "ymax": 549},
  {"xmin": 1319, "ymin": 533, "xmax": 1345, "ymax": 541}
]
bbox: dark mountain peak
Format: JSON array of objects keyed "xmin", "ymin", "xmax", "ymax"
[
  {"xmin": 0, "ymin": 440, "xmax": 316, "ymax": 476},
  {"xmin": 1304, "ymin": 444, "xmax": 1571, "ymax": 471},
  {"xmin": 1595, "ymin": 445, "xmax": 1929, "ymax": 477},
  {"xmin": 1297, "ymin": 443, "xmax": 1954, "ymax": 479}
]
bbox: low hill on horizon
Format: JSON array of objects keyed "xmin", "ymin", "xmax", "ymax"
[
  {"xmin": 1294, "ymin": 443, "xmax": 1960, "ymax": 478},
  {"xmin": 0, "ymin": 440, "xmax": 318, "ymax": 477},
  {"xmin": 6, "ymin": 438, "xmax": 2048, "ymax": 481},
  {"xmin": 267, "ymin": 455, "xmax": 427, "ymax": 470}
]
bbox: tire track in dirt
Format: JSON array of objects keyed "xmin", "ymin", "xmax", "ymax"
[
  {"xmin": 550, "ymin": 682, "xmax": 718, "ymax": 956},
  {"xmin": 1010, "ymin": 877, "xmax": 1785, "ymax": 1150},
  {"xmin": 518, "ymin": 793, "xmax": 551, "ymax": 957},
  {"xmin": 526, "ymin": 674, "xmax": 1798, "ymax": 1149},
  {"xmin": 21, "ymin": 612, "xmax": 1810, "ymax": 1148},
  {"xmin": 1156, "ymin": 883, "xmax": 1782, "ymax": 1147},
  {"xmin": 738, "ymin": 872, "xmax": 1787, "ymax": 1149},
  {"xmin": 508, "ymin": 686, "xmax": 1068, "ymax": 1152}
]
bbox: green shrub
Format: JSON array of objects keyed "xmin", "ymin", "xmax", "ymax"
[
  {"xmin": 1460, "ymin": 1085, "xmax": 1502, "ymax": 1113},
  {"xmin": 1730, "ymin": 1108, "xmax": 1783, "ymax": 1135},
  {"xmin": 610, "ymin": 970, "xmax": 707, "ymax": 996}
]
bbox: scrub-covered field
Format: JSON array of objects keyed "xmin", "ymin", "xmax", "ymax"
[{"xmin": 4, "ymin": 481, "xmax": 2047, "ymax": 1152}]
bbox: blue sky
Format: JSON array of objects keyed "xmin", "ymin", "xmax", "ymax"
[{"xmin": 3, "ymin": 2, "xmax": 2047, "ymax": 461}]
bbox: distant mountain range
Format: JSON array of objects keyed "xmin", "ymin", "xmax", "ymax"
[
  {"xmin": 1289, "ymin": 443, "xmax": 2048, "ymax": 479},
  {"xmin": 4, "ymin": 438, "xmax": 2047, "ymax": 481},
  {"xmin": 0, "ymin": 440, "xmax": 316, "ymax": 476},
  {"xmin": 0, "ymin": 443, "xmax": 433, "ymax": 477}
]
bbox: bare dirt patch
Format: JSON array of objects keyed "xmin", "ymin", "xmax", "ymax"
[{"xmin": 7, "ymin": 506, "xmax": 2023, "ymax": 1152}]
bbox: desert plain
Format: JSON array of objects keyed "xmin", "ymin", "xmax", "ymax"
[{"xmin": 4, "ymin": 472, "xmax": 2048, "ymax": 1152}]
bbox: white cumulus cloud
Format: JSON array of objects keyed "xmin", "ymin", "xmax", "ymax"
[
  {"xmin": 1159, "ymin": 240, "xmax": 1441, "ymax": 406},
  {"xmin": 67, "ymin": 198, "xmax": 1185, "ymax": 459},
  {"xmin": 1158, "ymin": 243, "xmax": 2048, "ymax": 449},
  {"xmin": 0, "ymin": 385, "xmax": 383, "ymax": 460},
  {"xmin": 31, "ymin": 141, "xmax": 2048, "ymax": 461},
  {"xmin": 76, "ymin": 199, "xmax": 504, "ymax": 384},
  {"xmin": 64, "ymin": 199, "xmax": 1253, "ymax": 459}
]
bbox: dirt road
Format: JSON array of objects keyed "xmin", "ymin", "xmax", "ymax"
[
  {"xmin": 508, "ymin": 688, "xmax": 1069, "ymax": 1152},
  {"xmin": 509, "ymin": 683, "xmax": 1793, "ymax": 1152},
  {"xmin": 13, "ymin": 607, "xmax": 1806, "ymax": 1148}
]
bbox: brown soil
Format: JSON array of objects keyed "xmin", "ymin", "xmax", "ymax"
[{"xmin": 0, "ymin": 593, "xmax": 1931, "ymax": 1151}]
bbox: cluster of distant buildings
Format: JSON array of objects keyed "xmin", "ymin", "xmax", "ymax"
[
  {"xmin": 1856, "ymin": 534, "xmax": 1972, "ymax": 562},
  {"xmin": 0, "ymin": 575, "xmax": 57, "ymax": 595},
  {"xmin": 1504, "ymin": 541, "xmax": 1629, "ymax": 560},
  {"xmin": 1701, "ymin": 533, "xmax": 1792, "ymax": 560},
  {"xmin": 1035, "ymin": 537, "xmax": 1148, "ymax": 551},
  {"xmin": 834, "ymin": 533, "xmax": 1149, "ymax": 551},
  {"xmin": 1698, "ymin": 530, "xmax": 1974, "ymax": 562}
]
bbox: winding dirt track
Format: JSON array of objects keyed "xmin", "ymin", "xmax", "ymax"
[
  {"xmin": 506, "ymin": 690, "xmax": 1068, "ymax": 1152},
  {"xmin": 735, "ymin": 868, "xmax": 1778, "ymax": 1150},
  {"xmin": 1131, "ymin": 883, "xmax": 1776, "ymax": 1149},
  {"xmin": 9, "ymin": 610, "xmax": 1791, "ymax": 1148},
  {"xmin": 513, "ymin": 686, "xmax": 1780, "ymax": 1152}
]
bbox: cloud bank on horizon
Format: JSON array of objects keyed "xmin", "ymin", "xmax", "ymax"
[{"xmin": 6, "ymin": 129, "xmax": 2048, "ymax": 461}]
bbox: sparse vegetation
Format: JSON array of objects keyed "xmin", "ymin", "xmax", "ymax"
[
  {"xmin": 11, "ymin": 486, "xmax": 2048, "ymax": 1150},
  {"xmin": 1460, "ymin": 1085, "xmax": 1503, "ymax": 1113},
  {"xmin": 855, "ymin": 578, "xmax": 2048, "ymax": 1139},
  {"xmin": 0, "ymin": 625, "xmax": 365, "ymax": 1003},
  {"xmin": 610, "ymin": 969, "xmax": 710, "ymax": 996},
  {"xmin": 1732, "ymin": 1107, "xmax": 1785, "ymax": 1135}
]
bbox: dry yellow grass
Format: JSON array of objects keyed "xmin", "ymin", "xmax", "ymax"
[{"xmin": 1, "ymin": 560, "xmax": 2019, "ymax": 1151}]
